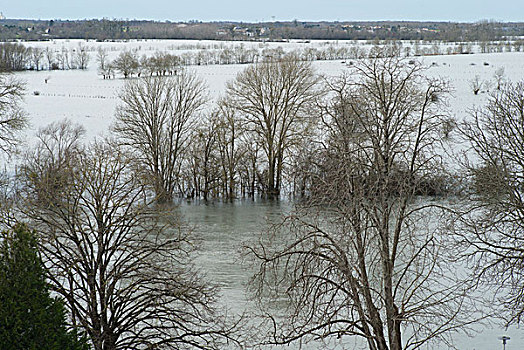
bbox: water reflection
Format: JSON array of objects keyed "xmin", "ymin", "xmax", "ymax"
[
  {"xmin": 178, "ymin": 198, "xmax": 291, "ymax": 306},
  {"xmin": 176, "ymin": 198, "xmax": 524, "ymax": 350}
]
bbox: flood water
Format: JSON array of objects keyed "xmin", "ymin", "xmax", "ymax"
[
  {"xmin": 179, "ymin": 198, "xmax": 359, "ymax": 349},
  {"xmin": 180, "ymin": 198, "xmax": 291, "ymax": 307},
  {"xmin": 178, "ymin": 199, "xmax": 524, "ymax": 350}
]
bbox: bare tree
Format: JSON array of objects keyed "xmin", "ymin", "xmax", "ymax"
[
  {"xmin": 20, "ymin": 124, "xmax": 241, "ymax": 350},
  {"xmin": 113, "ymin": 72, "xmax": 207, "ymax": 203},
  {"xmin": 73, "ymin": 43, "xmax": 90, "ymax": 70},
  {"xmin": 29, "ymin": 47, "xmax": 44, "ymax": 71},
  {"xmin": 0, "ymin": 42, "xmax": 28, "ymax": 71},
  {"xmin": 470, "ymin": 74, "xmax": 483, "ymax": 95},
  {"xmin": 56, "ymin": 47, "xmax": 70, "ymax": 70},
  {"xmin": 141, "ymin": 51, "xmax": 181, "ymax": 77},
  {"xmin": 96, "ymin": 47, "xmax": 111, "ymax": 79},
  {"xmin": 112, "ymin": 50, "xmax": 139, "ymax": 78},
  {"xmin": 213, "ymin": 100, "xmax": 245, "ymax": 199},
  {"xmin": 458, "ymin": 81, "xmax": 524, "ymax": 326},
  {"xmin": 139, "ymin": 54, "xmax": 156, "ymax": 77},
  {"xmin": 226, "ymin": 54, "xmax": 320, "ymax": 197},
  {"xmin": 185, "ymin": 101, "xmax": 249, "ymax": 200},
  {"xmin": 0, "ymin": 74, "xmax": 27, "ymax": 154},
  {"xmin": 44, "ymin": 47, "xmax": 55, "ymax": 70},
  {"xmin": 493, "ymin": 67, "xmax": 505, "ymax": 90},
  {"xmin": 248, "ymin": 54, "xmax": 475, "ymax": 350},
  {"xmin": 184, "ymin": 119, "xmax": 220, "ymax": 200}
]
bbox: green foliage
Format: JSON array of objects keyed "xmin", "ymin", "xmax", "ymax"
[{"xmin": 0, "ymin": 224, "xmax": 89, "ymax": 350}]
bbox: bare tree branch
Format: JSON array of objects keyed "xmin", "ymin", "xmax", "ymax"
[
  {"xmin": 0, "ymin": 74, "xmax": 27, "ymax": 155},
  {"xmin": 19, "ymin": 122, "xmax": 242, "ymax": 350},
  {"xmin": 248, "ymin": 52, "xmax": 477, "ymax": 350}
]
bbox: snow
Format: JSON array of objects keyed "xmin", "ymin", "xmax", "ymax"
[
  {"xmin": 16, "ymin": 40, "xmax": 524, "ymax": 142},
  {"xmin": 9, "ymin": 40, "xmax": 524, "ymax": 350}
]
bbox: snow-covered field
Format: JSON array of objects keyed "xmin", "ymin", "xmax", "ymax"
[
  {"xmin": 15, "ymin": 40, "xmax": 524, "ymax": 142},
  {"xmin": 11, "ymin": 40, "xmax": 524, "ymax": 350}
]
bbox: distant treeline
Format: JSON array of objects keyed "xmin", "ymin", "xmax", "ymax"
[
  {"xmin": 3, "ymin": 38, "xmax": 524, "ymax": 75},
  {"xmin": 1, "ymin": 18, "xmax": 524, "ymax": 42}
]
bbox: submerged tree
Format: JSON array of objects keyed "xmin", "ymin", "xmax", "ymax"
[
  {"xmin": 0, "ymin": 223, "xmax": 88, "ymax": 350},
  {"xmin": 20, "ymin": 124, "xmax": 240, "ymax": 350},
  {"xmin": 0, "ymin": 74, "xmax": 27, "ymax": 154},
  {"xmin": 226, "ymin": 54, "xmax": 320, "ymax": 197},
  {"xmin": 458, "ymin": 81, "xmax": 524, "ymax": 326},
  {"xmin": 184, "ymin": 117, "xmax": 220, "ymax": 200},
  {"xmin": 213, "ymin": 100, "xmax": 246, "ymax": 199},
  {"xmin": 249, "ymin": 53, "xmax": 474, "ymax": 350},
  {"xmin": 114, "ymin": 72, "xmax": 207, "ymax": 203}
]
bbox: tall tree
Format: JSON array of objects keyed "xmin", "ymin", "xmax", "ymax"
[
  {"xmin": 185, "ymin": 118, "xmax": 220, "ymax": 200},
  {"xmin": 213, "ymin": 100, "xmax": 245, "ymax": 199},
  {"xmin": 226, "ymin": 54, "xmax": 320, "ymax": 197},
  {"xmin": 96, "ymin": 47, "xmax": 109, "ymax": 78},
  {"xmin": 0, "ymin": 223, "xmax": 88, "ymax": 350},
  {"xmin": 0, "ymin": 74, "xmax": 27, "ymax": 154},
  {"xmin": 29, "ymin": 47, "xmax": 44, "ymax": 71},
  {"xmin": 20, "ymin": 131, "xmax": 241, "ymax": 350},
  {"xmin": 458, "ymin": 81, "xmax": 524, "ymax": 326},
  {"xmin": 20, "ymin": 136, "xmax": 239, "ymax": 350},
  {"xmin": 73, "ymin": 43, "xmax": 90, "ymax": 70},
  {"xmin": 114, "ymin": 72, "xmax": 207, "ymax": 203},
  {"xmin": 249, "ymin": 53, "xmax": 474, "ymax": 350}
]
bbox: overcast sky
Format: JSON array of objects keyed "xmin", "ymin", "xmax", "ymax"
[{"xmin": 2, "ymin": 0, "xmax": 523, "ymax": 22}]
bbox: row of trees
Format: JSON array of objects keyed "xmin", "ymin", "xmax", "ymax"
[
  {"xmin": 479, "ymin": 40, "xmax": 524, "ymax": 53},
  {"xmin": 109, "ymin": 54, "xmax": 321, "ymax": 200},
  {"xmin": 0, "ymin": 42, "xmax": 90, "ymax": 72},
  {"xmin": 2, "ymin": 48, "xmax": 524, "ymax": 350},
  {"xmin": 4, "ymin": 38, "xmax": 518, "ymax": 76},
  {"xmin": 111, "ymin": 47, "xmax": 452, "ymax": 202},
  {"xmin": 99, "ymin": 40, "xmax": 514, "ymax": 80},
  {"xmin": 99, "ymin": 39, "xmax": 524, "ymax": 82},
  {"xmin": 97, "ymin": 46, "xmax": 356, "ymax": 79},
  {"xmin": 97, "ymin": 49, "xmax": 181, "ymax": 79}
]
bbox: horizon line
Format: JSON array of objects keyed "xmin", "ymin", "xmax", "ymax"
[{"xmin": 1, "ymin": 17, "xmax": 520, "ymax": 24}]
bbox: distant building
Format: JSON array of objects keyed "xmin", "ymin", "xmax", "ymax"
[
  {"xmin": 232, "ymin": 27, "xmax": 255, "ymax": 37},
  {"xmin": 0, "ymin": 12, "xmax": 6, "ymax": 20}
]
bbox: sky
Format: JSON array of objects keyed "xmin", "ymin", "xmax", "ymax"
[{"xmin": 2, "ymin": 0, "xmax": 524, "ymax": 22}]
